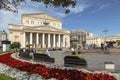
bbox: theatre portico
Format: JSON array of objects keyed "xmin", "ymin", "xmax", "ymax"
[{"xmin": 9, "ymin": 13, "xmax": 70, "ymax": 48}]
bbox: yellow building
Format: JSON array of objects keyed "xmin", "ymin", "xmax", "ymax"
[{"xmin": 9, "ymin": 13, "xmax": 70, "ymax": 48}]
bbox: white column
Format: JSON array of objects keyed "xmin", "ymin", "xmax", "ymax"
[
  {"xmin": 23, "ymin": 32, "xmax": 26, "ymax": 48},
  {"xmin": 30, "ymin": 33, "xmax": 33, "ymax": 47},
  {"xmin": 58, "ymin": 34, "xmax": 60, "ymax": 47},
  {"xmin": 42, "ymin": 33, "xmax": 45, "ymax": 48},
  {"xmin": 48, "ymin": 34, "xmax": 50, "ymax": 48},
  {"xmin": 63, "ymin": 35, "xmax": 65, "ymax": 47},
  {"xmin": 53, "ymin": 34, "xmax": 56, "ymax": 48},
  {"xmin": 36, "ymin": 33, "xmax": 39, "ymax": 47}
]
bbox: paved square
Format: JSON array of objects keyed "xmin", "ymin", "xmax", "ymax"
[{"xmin": 49, "ymin": 50, "xmax": 120, "ymax": 72}]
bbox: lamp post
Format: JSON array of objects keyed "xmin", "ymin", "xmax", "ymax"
[
  {"xmin": 103, "ymin": 27, "xmax": 109, "ymax": 43},
  {"xmin": 2, "ymin": 30, "xmax": 8, "ymax": 41},
  {"xmin": 1, "ymin": 30, "xmax": 11, "ymax": 51}
]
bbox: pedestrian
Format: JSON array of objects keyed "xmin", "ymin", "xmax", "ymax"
[
  {"xmin": 101, "ymin": 43, "xmax": 104, "ymax": 50},
  {"xmin": 45, "ymin": 48, "xmax": 51, "ymax": 57},
  {"xmin": 71, "ymin": 47, "xmax": 75, "ymax": 55}
]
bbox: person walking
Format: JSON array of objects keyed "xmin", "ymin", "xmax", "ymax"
[{"xmin": 71, "ymin": 47, "xmax": 75, "ymax": 55}]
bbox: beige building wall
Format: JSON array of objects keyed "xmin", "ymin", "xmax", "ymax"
[
  {"xmin": 9, "ymin": 30, "xmax": 23, "ymax": 46},
  {"xmin": 86, "ymin": 37, "xmax": 104, "ymax": 47},
  {"xmin": 9, "ymin": 13, "xmax": 70, "ymax": 48},
  {"xmin": 86, "ymin": 32, "xmax": 104, "ymax": 47},
  {"xmin": 65, "ymin": 34, "xmax": 70, "ymax": 48},
  {"xmin": 9, "ymin": 25, "xmax": 23, "ymax": 45}
]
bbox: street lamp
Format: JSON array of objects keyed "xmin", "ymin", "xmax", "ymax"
[
  {"xmin": 1, "ymin": 30, "xmax": 11, "ymax": 51},
  {"xmin": 2, "ymin": 30, "xmax": 7, "ymax": 40},
  {"xmin": 103, "ymin": 27, "xmax": 109, "ymax": 43}
]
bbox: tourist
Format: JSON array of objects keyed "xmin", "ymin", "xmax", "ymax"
[
  {"xmin": 71, "ymin": 51, "xmax": 83, "ymax": 58},
  {"xmin": 77, "ymin": 51, "xmax": 83, "ymax": 58},
  {"xmin": 104, "ymin": 43, "xmax": 108, "ymax": 50},
  {"xmin": 45, "ymin": 49, "xmax": 51, "ymax": 57},
  {"xmin": 101, "ymin": 43, "xmax": 104, "ymax": 50},
  {"xmin": 71, "ymin": 47, "xmax": 75, "ymax": 55}
]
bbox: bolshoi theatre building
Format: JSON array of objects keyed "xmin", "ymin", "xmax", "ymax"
[{"xmin": 9, "ymin": 13, "xmax": 70, "ymax": 48}]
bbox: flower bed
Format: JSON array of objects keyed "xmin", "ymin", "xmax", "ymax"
[{"xmin": 0, "ymin": 53, "xmax": 117, "ymax": 80}]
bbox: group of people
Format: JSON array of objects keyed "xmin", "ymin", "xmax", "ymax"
[
  {"xmin": 101, "ymin": 43, "xmax": 109, "ymax": 51},
  {"xmin": 71, "ymin": 47, "xmax": 83, "ymax": 58}
]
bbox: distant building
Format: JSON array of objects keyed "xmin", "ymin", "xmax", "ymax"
[
  {"xmin": 86, "ymin": 33, "xmax": 104, "ymax": 47},
  {"xmin": 70, "ymin": 30, "xmax": 88, "ymax": 47},
  {"xmin": 0, "ymin": 30, "xmax": 8, "ymax": 48},
  {"xmin": 71, "ymin": 30, "xmax": 120, "ymax": 48},
  {"xmin": 106, "ymin": 34, "xmax": 120, "ymax": 47},
  {"xmin": 86, "ymin": 33, "xmax": 120, "ymax": 48}
]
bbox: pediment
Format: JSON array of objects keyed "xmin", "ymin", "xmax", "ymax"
[
  {"xmin": 41, "ymin": 13, "xmax": 60, "ymax": 21},
  {"xmin": 26, "ymin": 13, "xmax": 61, "ymax": 21}
]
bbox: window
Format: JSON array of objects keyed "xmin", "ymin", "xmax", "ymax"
[
  {"xmin": 53, "ymin": 23, "xmax": 56, "ymax": 26},
  {"xmin": 31, "ymin": 21, "xmax": 34, "ymax": 24},
  {"xmin": 38, "ymin": 21, "xmax": 41, "ymax": 24},
  {"xmin": 10, "ymin": 32, "xmax": 13, "ymax": 34},
  {"xmin": 38, "ymin": 22, "xmax": 40, "ymax": 25},
  {"xmin": 41, "ymin": 22, "xmax": 43, "ymax": 25},
  {"xmin": 57, "ymin": 23, "xmax": 59, "ymax": 26},
  {"xmin": 26, "ymin": 20, "xmax": 29, "ymax": 24}
]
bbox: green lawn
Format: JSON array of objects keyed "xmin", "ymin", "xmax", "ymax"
[
  {"xmin": 0, "ymin": 74, "xmax": 15, "ymax": 80},
  {"xmin": 0, "ymin": 50, "xmax": 15, "ymax": 54},
  {"xmin": 0, "ymin": 51, "xmax": 5, "ymax": 54}
]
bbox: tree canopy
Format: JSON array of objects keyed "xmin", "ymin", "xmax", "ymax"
[{"xmin": 0, "ymin": 0, "xmax": 77, "ymax": 13}]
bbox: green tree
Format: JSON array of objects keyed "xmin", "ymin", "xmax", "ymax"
[
  {"xmin": 0, "ymin": 0, "xmax": 76, "ymax": 14},
  {"xmin": 116, "ymin": 40, "xmax": 120, "ymax": 46},
  {"xmin": 10, "ymin": 42, "xmax": 21, "ymax": 49}
]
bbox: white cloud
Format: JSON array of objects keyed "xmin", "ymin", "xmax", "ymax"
[
  {"xmin": 91, "ymin": 3, "xmax": 110, "ymax": 13},
  {"xmin": 99, "ymin": 4, "xmax": 110, "ymax": 10},
  {"xmin": 69, "ymin": 4, "xmax": 88, "ymax": 14}
]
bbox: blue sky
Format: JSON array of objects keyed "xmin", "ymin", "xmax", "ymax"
[{"xmin": 0, "ymin": 0, "xmax": 120, "ymax": 36}]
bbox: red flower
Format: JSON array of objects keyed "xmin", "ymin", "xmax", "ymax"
[{"xmin": 0, "ymin": 53, "xmax": 117, "ymax": 80}]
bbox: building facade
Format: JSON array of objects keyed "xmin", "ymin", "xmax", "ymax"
[
  {"xmin": 106, "ymin": 34, "xmax": 120, "ymax": 47},
  {"xmin": 70, "ymin": 30, "xmax": 88, "ymax": 47},
  {"xmin": 86, "ymin": 33, "xmax": 120, "ymax": 48},
  {"xmin": 86, "ymin": 33, "xmax": 104, "ymax": 47},
  {"xmin": 9, "ymin": 13, "xmax": 70, "ymax": 48}
]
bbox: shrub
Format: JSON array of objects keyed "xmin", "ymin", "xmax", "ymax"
[{"xmin": 10, "ymin": 42, "xmax": 21, "ymax": 49}]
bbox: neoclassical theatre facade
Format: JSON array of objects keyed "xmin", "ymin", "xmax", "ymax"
[{"xmin": 9, "ymin": 13, "xmax": 70, "ymax": 48}]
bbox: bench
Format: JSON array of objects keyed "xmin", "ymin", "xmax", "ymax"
[
  {"xmin": 64, "ymin": 56, "xmax": 87, "ymax": 67},
  {"xmin": 33, "ymin": 53, "xmax": 55, "ymax": 63},
  {"xmin": 19, "ymin": 49, "xmax": 32, "ymax": 59}
]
